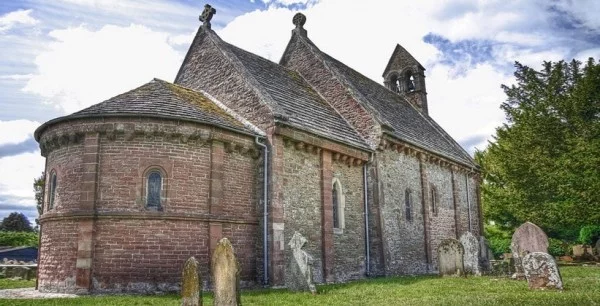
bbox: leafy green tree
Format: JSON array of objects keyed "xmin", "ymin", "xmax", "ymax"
[
  {"xmin": 478, "ymin": 58, "xmax": 600, "ymax": 240},
  {"xmin": 0, "ymin": 212, "xmax": 34, "ymax": 232},
  {"xmin": 33, "ymin": 172, "xmax": 45, "ymax": 227}
]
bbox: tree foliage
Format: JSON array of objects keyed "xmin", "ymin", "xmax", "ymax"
[
  {"xmin": 0, "ymin": 212, "xmax": 34, "ymax": 232},
  {"xmin": 33, "ymin": 172, "xmax": 45, "ymax": 226},
  {"xmin": 477, "ymin": 58, "xmax": 600, "ymax": 240},
  {"xmin": 0, "ymin": 231, "xmax": 38, "ymax": 247}
]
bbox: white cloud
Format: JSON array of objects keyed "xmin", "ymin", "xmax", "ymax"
[
  {"xmin": 0, "ymin": 152, "xmax": 44, "ymax": 210},
  {"xmin": 23, "ymin": 24, "xmax": 183, "ymax": 114},
  {"xmin": 427, "ymin": 63, "xmax": 512, "ymax": 151},
  {"xmin": 0, "ymin": 120, "xmax": 40, "ymax": 146},
  {"xmin": 0, "ymin": 9, "xmax": 39, "ymax": 32}
]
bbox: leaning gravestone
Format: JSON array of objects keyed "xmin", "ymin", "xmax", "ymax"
[
  {"xmin": 181, "ymin": 256, "xmax": 201, "ymax": 306},
  {"xmin": 511, "ymin": 222, "xmax": 548, "ymax": 279},
  {"xmin": 459, "ymin": 232, "xmax": 481, "ymax": 275},
  {"xmin": 211, "ymin": 238, "xmax": 241, "ymax": 306},
  {"xmin": 286, "ymin": 231, "xmax": 317, "ymax": 294},
  {"xmin": 479, "ymin": 236, "xmax": 494, "ymax": 273},
  {"xmin": 437, "ymin": 239, "xmax": 464, "ymax": 276},
  {"xmin": 522, "ymin": 252, "xmax": 563, "ymax": 290}
]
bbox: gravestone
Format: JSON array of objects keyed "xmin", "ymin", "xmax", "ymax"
[
  {"xmin": 211, "ymin": 238, "xmax": 241, "ymax": 306},
  {"xmin": 479, "ymin": 236, "xmax": 494, "ymax": 273},
  {"xmin": 572, "ymin": 244, "xmax": 594, "ymax": 259},
  {"xmin": 511, "ymin": 222, "xmax": 548, "ymax": 278},
  {"xmin": 181, "ymin": 256, "xmax": 201, "ymax": 306},
  {"xmin": 595, "ymin": 240, "xmax": 600, "ymax": 256},
  {"xmin": 522, "ymin": 252, "xmax": 563, "ymax": 290},
  {"xmin": 437, "ymin": 239, "xmax": 464, "ymax": 276},
  {"xmin": 286, "ymin": 231, "xmax": 317, "ymax": 294},
  {"xmin": 459, "ymin": 232, "xmax": 480, "ymax": 275}
]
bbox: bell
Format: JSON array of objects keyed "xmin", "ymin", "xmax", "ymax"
[{"xmin": 407, "ymin": 79, "xmax": 415, "ymax": 92}]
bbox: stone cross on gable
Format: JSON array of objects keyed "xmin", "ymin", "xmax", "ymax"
[{"xmin": 199, "ymin": 4, "xmax": 216, "ymax": 28}]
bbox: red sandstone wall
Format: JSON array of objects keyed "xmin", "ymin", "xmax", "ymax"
[
  {"xmin": 38, "ymin": 220, "xmax": 78, "ymax": 292},
  {"xmin": 37, "ymin": 118, "xmax": 260, "ymax": 293}
]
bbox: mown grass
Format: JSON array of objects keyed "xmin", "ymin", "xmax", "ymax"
[
  {"xmin": 0, "ymin": 278, "xmax": 35, "ymax": 290},
  {"xmin": 1, "ymin": 266, "xmax": 599, "ymax": 305}
]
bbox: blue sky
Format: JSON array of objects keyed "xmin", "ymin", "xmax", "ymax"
[{"xmin": 0, "ymin": 0, "xmax": 599, "ymax": 224}]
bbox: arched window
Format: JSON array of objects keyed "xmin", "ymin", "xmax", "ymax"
[
  {"xmin": 430, "ymin": 184, "xmax": 438, "ymax": 216},
  {"xmin": 405, "ymin": 71, "xmax": 416, "ymax": 93},
  {"xmin": 405, "ymin": 188, "xmax": 412, "ymax": 222},
  {"xmin": 146, "ymin": 170, "xmax": 163, "ymax": 209},
  {"xmin": 49, "ymin": 171, "xmax": 57, "ymax": 210},
  {"xmin": 331, "ymin": 178, "xmax": 345, "ymax": 232}
]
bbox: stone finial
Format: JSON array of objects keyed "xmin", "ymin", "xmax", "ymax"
[
  {"xmin": 292, "ymin": 13, "xmax": 307, "ymax": 36},
  {"xmin": 181, "ymin": 256, "xmax": 201, "ymax": 306},
  {"xmin": 199, "ymin": 4, "xmax": 217, "ymax": 28}
]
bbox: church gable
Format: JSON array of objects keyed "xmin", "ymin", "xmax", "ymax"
[
  {"xmin": 280, "ymin": 14, "xmax": 474, "ymax": 167},
  {"xmin": 174, "ymin": 26, "xmax": 278, "ymax": 131},
  {"xmin": 382, "ymin": 44, "xmax": 428, "ymax": 114}
]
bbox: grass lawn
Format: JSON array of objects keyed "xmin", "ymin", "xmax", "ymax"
[{"xmin": 1, "ymin": 266, "xmax": 599, "ymax": 305}]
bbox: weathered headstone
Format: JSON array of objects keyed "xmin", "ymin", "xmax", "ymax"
[
  {"xmin": 211, "ymin": 238, "xmax": 240, "ymax": 306},
  {"xmin": 286, "ymin": 231, "xmax": 317, "ymax": 294},
  {"xmin": 572, "ymin": 244, "xmax": 594, "ymax": 259},
  {"xmin": 522, "ymin": 252, "xmax": 563, "ymax": 290},
  {"xmin": 511, "ymin": 222, "xmax": 548, "ymax": 278},
  {"xmin": 181, "ymin": 256, "xmax": 201, "ymax": 306},
  {"xmin": 595, "ymin": 240, "xmax": 600, "ymax": 256},
  {"xmin": 479, "ymin": 236, "xmax": 494, "ymax": 273},
  {"xmin": 459, "ymin": 232, "xmax": 480, "ymax": 275},
  {"xmin": 437, "ymin": 239, "xmax": 464, "ymax": 276}
]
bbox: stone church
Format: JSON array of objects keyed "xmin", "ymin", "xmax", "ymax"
[{"xmin": 34, "ymin": 8, "xmax": 482, "ymax": 293}]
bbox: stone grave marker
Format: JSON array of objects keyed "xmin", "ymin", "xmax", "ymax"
[
  {"xmin": 181, "ymin": 256, "xmax": 201, "ymax": 306},
  {"xmin": 595, "ymin": 240, "xmax": 600, "ymax": 256},
  {"xmin": 479, "ymin": 236, "xmax": 494, "ymax": 273},
  {"xmin": 286, "ymin": 231, "xmax": 317, "ymax": 294},
  {"xmin": 211, "ymin": 238, "xmax": 240, "ymax": 306},
  {"xmin": 459, "ymin": 232, "xmax": 480, "ymax": 275},
  {"xmin": 437, "ymin": 239, "xmax": 464, "ymax": 276},
  {"xmin": 572, "ymin": 244, "xmax": 594, "ymax": 259},
  {"xmin": 522, "ymin": 252, "xmax": 563, "ymax": 290},
  {"xmin": 511, "ymin": 222, "xmax": 548, "ymax": 278}
]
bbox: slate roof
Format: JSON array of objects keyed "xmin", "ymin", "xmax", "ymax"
[
  {"xmin": 318, "ymin": 52, "xmax": 476, "ymax": 167},
  {"xmin": 219, "ymin": 40, "xmax": 369, "ymax": 150},
  {"xmin": 35, "ymin": 79, "xmax": 257, "ymax": 140}
]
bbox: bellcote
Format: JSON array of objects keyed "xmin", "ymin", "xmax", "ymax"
[{"xmin": 382, "ymin": 44, "xmax": 428, "ymax": 114}]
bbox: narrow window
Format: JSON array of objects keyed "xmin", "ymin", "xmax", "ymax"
[
  {"xmin": 405, "ymin": 188, "xmax": 412, "ymax": 222},
  {"xmin": 332, "ymin": 182, "xmax": 339, "ymax": 229},
  {"xmin": 430, "ymin": 184, "xmax": 437, "ymax": 216},
  {"xmin": 407, "ymin": 74, "xmax": 416, "ymax": 92},
  {"xmin": 146, "ymin": 170, "xmax": 162, "ymax": 209},
  {"xmin": 49, "ymin": 171, "xmax": 57, "ymax": 210}
]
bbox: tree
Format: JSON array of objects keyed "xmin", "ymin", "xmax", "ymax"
[
  {"xmin": 478, "ymin": 58, "xmax": 600, "ymax": 240},
  {"xmin": 0, "ymin": 212, "xmax": 34, "ymax": 232},
  {"xmin": 33, "ymin": 172, "xmax": 45, "ymax": 227}
]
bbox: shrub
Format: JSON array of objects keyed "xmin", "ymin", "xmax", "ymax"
[
  {"xmin": 578, "ymin": 225, "xmax": 600, "ymax": 245},
  {"xmin": 0, "ymin": 231, "xmax": 39, "ymax": 247},
  {"xmin": 484, "ymin": 224, "xmax": 512, "ymax": 258},
  {"xmin": 548, "ymin": 238, "xmax": 570, "ymax": 256}
]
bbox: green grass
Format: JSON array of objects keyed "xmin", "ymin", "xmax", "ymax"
[
  {"xmin": 0, "ymin": 278, "xmax": 35, "ymax": 290},
  {"xmin": 1, "ymin": 266, "xmax": 599, "ymax": 305}
]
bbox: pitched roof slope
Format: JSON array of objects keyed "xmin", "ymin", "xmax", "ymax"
[
  {"xmin": 322, "ymin": 52, "xmax": 475, "ymax": 166},
  {"xmin": 280, "ymin": 30, "xmax": 475, "ymax": 167},
  {"xmin": 35, "ymin": 79, "xmax": 256, "ymax": 139}
]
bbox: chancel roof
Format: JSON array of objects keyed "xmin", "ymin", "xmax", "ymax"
[{"xmin": 35, "ymin": 79, "xmax": 258, "ymax": 140}]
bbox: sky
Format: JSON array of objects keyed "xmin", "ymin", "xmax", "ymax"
[{"xmin": 0, "ymin": 0, "xmax": 599, "ymax": 224}]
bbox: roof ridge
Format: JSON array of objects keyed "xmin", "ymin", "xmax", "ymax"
[{"xmin": 203, "ymin": 29, "xmax": 289, "ymax": 122}]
